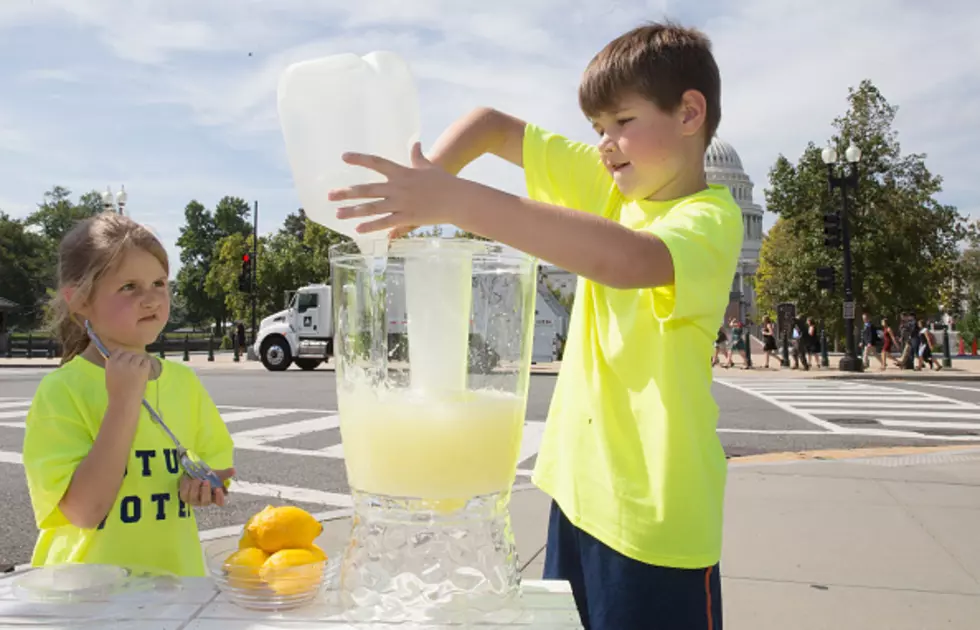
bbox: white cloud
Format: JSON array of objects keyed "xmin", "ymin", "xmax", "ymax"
[{"xmin": 0, "ymin": 0, "xmax": 977, "ymax": 282}]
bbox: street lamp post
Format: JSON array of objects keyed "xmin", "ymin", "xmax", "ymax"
[
  {"xmin": 822, "ymin": 142, "xmax": 863, "ymax": 372},
  {"xmin": 101, "ymin": 185, "xmax": 128, "ymax": 215}
]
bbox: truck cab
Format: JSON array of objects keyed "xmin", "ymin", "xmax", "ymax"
[{"xmin": 253, "ymin": 284, "xmax": 333, "ymax": 371}]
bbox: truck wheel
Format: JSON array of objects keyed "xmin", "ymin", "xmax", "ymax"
[
  {"xmin": 260, "ymin": 336, "xmax": 292, "ymax": 371},
  {"xmin": 295, "ymin": 359, "xmax": 322, "ymax": 371}
]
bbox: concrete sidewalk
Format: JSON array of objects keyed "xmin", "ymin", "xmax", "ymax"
[
  {"xmin": 285, "ymin": 446, "xmax": 980, "ymax": 628},
  {"xmin": 509, "ymin": 447, "xmax": 980, "ymax": 628}
]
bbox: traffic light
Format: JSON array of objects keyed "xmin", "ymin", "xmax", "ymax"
[
  {"xmin": 823, "ymin": 212, "xmax": 841, "ymax": 248},
  {"xmin": 238, "ymin": 253, "xmax": 252, "ymax": 293},
  {"xmin": 816, "ymin": 266, "xmax": 835, "ymax": 291}
]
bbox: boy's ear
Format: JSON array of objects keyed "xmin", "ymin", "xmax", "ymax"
[{"xmin": 678, "ymin": 89, "xmax": 707, "ymax": 137}]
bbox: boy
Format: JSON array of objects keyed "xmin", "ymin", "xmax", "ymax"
[{"xmin": 329, "ymin": 22, "xmax": 742, "ymax": 629}]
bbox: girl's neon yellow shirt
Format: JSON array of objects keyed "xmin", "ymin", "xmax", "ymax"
[
  {"xmin": 524, "ymin": 124, "xmax": 743, "ymax": 569},
  {"xmin": 22, "ymin": 355, "xmax": 234, "ymax": 576}
]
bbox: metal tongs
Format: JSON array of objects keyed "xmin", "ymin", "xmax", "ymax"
[{"xmin": 84, "ymin": 320, "xmax": 226, "ymax": 492}]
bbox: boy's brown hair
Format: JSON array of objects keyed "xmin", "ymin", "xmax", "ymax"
[{"xmin": 579, "ymin": 21, "xmax": 721, "ymax": 146}]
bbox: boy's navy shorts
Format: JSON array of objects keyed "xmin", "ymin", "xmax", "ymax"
[{"xmin": 543, "ymin": 500, "xmax": 722, "ymax": 630}]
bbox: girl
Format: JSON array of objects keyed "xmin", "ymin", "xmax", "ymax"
[
  {"xmin": 22, "ymin": 212, "xmax": 235, "ymax": 577},
  {"xmin": 761, "ymin": 315, "xmax": 779, "ymax": 369}
]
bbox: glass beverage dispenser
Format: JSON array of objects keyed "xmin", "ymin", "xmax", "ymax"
[{"xmin": 330, "ymin": 238, "xmax": 537, "ymax": 623}]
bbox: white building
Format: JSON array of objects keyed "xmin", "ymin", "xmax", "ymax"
[
  {"xmin": 705, "ymin": 137, "xmax": 764, "ymax": 321},
  {"xmin": 542, "ymin": 137, "xmax": 764, "ymax": 322}
]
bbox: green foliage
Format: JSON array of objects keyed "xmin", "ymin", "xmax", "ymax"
[
  {"xmin": 756, "ymin": 80, "xmax": 966, "ymax": 338},
  {"xmin": 201, "ymin": 210, "xmax": 352, "ymax": 324},
  {"xmin": 174, "ymin": 197, "xmax": 253, "ymax": 331},
  {"xmin": 0, "ymin": 187, "xmax": 101, "ymax": 328},
  {"xmin": 0, "ymin": 213, "xmax": 52, "ymax": 327}
]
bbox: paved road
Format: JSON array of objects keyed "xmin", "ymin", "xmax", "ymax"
[{"xmin": 2, "ymin": 366, "xmax": 979, "ymax": 568}]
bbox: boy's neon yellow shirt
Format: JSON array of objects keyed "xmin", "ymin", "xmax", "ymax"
[
  {"xmin": 524, "ymin": 124, "xmax": 743, "ymax": 568},
  {"xmin": 22, "ymin": 355, "xmax": 235, "ymax": 576}
]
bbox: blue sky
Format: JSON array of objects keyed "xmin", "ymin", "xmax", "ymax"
[{"xmin": 1, "ymin": 0, "xmax": 978, "ymax": 276}]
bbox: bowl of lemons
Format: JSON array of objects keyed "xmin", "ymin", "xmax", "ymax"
[{"xmin": 205, "ymin": 505, "xmax": 336, "ymax": 611}]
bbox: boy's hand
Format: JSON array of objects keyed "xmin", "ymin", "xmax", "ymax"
[
  {"xmin": 328, "ymin": 143, "xmax": 465, "ymax": 234},
  {"xmin": 179, "ymin": 467, "xmax": 235, "ymax": 508}
]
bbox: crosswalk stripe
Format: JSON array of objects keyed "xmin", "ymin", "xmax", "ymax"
[
  {"xmin": 802, "ymin": 409, "xmax": 980, "ymax": 419},
  {"xmin": 878, "ymin": 419, "xmax": 980, "ymax": 431},
  {"xmin": 230, "ymin": 416, "xmax": 340, "ymax": 443},
  {"xmin": 0, "ymin": 402, "xmax": 31, "ymax": 410},
  {"xmin": 220, "ymin": 408, "xmax": 300, "ymax": 423},
  {"xmin": 0, "ymin": 451, "xmax": 22, "ymax": 465},
  {"xmin": 714, "ymin": 379, "xmax": 842, "ymax": 433},
  {"xmin": 236, "ymin": 443, "xmax": 335, "ymax": 458},
  {"xmin": 0, "ymin": 410, "xmax": 27, "ymax": 420},
  {"xmin": 0, "ymin": 421, "xmax": 24, "ymax": 429},
  {"xmin": 786, "ymin": 401, "xmax": 967, "ymax": 409},
  {"xmin": 231, "ymin": 480, "xmax": 353, "ymax": 507}
]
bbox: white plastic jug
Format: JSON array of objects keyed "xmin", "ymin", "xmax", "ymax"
[{"xmin": 277, "ymin": 51, "xmax": 421, "ymax": 252}]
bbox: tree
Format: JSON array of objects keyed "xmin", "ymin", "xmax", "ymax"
[
  {"xmin": 25, "ymin": 186, "xmax": 102, "ymax": 243},
  {"xmin": 204, "ymin": 212, "xmax": 352, "ymax": 324},
  {"xmin": 174, "ymin": 197, "xmax": 253, "ymax": 332},
  {"xmin": 756, "ymin": 80, "xmax": 966, "ymax": 340},
  {"xmin": 0, "ymin": 213, "xmax": 51, "ymax": 328}
]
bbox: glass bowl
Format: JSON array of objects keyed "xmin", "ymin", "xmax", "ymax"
[{"xmin": 203, "ymin": 537, "xmax": 337, "ymax": 611}]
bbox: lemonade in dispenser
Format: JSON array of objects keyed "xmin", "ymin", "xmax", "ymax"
[{"xmin": 278, "ymin": 52, "xmax": 537, "ymax": 622}]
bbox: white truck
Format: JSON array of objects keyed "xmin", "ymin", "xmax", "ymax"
[{"xmin": 253, "ymin": 278, "xmax": 567, "ymax": 372}]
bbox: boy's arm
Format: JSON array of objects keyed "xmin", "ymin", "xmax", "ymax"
[
  {"xmin": 429, "ymin": 107, "xmax": 526, "ymax": 173},
  {"xmin": 454, "ymin": 184, "xmax": 673, "ymax": 290}
]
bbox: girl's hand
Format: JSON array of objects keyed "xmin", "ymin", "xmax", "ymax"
[
  {"xmin": 105, "ymin": 351, "xmax": 152, "ymax": 408},
  {"xmin": 328, "ymin": 143, "xmax": 466, "ymax": 234},
  {"xmin": 179, "ymin": 468, "xmax": 236, "ymax": 508}
]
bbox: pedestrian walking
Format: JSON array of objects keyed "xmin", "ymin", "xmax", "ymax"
[
  {"xmin": 761, "ymin": 316, "xmax": 779, "ymax": 369},
  {"xmin": 712, "ymin": 326, "xmax": 730, "ymax": 368},
  {"xmin": 917, "ymin": 319, "xmax": 941, "ymax": 371}
]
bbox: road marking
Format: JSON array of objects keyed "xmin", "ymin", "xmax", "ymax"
[
  {"xmin": 0, "ymin": 410, "xmax": 27, "ymax": 420},
  {"xmin": 237, "ymin": 443, "xmax": 335, "ymax": 458},
  {"xmin": 519, "ymin": 422, "xmax": 546, "ymax": 465},
  {"xmin": 0, "ymin": 451, "xmax": 23, "ymax": 465},
  {"xmin": 0, "ymin": 401, "xmax": 31, "ymax": 410},
  {"xmin": 714, "ymin": 379, "xmax": 842, "ymax": 433},
  {"xmin": 899, "ymin": 383, "xmax": 980, "ymax": 394},
  {"xmin": 808, "ymin": 409, "xmax": 980, "ymax": 419},
  {"xmin": 783, "ymin": 401, "xmax": 967, "ymax": 409},
  {"xmin": 231, "ymin": 480, "xmax": 353, "ymax": 507},
  {"xmin": 717, "ymin": 428, "xmax": 839, "ymax": 435},
  {"xmin": 220, "ymin": 408, "xmax": 302, "ymax": 423},
  {"xmin": 877, "ymin": 419, "xmax": 980, "ymax": 431},
  {"xmin": 230, "ymin": 416, "xmax": 340, "ymax": 443},
  {"xmin": 0, "ymin": 421, "xmax": 24, "ymax": 429},
  {"xmin": 319, "ymin": 443, "xmax": 344, "ymax": 457},
  {"xmin": 219, "ymin": 405, "xmax": 336, "ymax": 414}
]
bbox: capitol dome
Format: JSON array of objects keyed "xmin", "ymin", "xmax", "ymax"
[
  {"xmin": 704, "ymin": 136, "xmax": 764, "ymax": 322},
  {"xmin": 705, "ymin": 137, "xmax": 743, "ymax": 171}
]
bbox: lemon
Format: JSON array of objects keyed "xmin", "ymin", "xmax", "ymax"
[
  {"xmin": 222, "ymin": 547, "xmax": 269, "ymax": 589},
  {"xmin": 259, "ymin": 548, "xmax": 324, "ymax": 596},
  {"xmin": 307, "ymin": 543, "xmax": 327, "ymax": 562},
  {"xmin": 238, "ymin": 529, "xmax": 257, "ymax": 550},
  {"xmin": 246, "ymin": 506, "xmax": 323, "ymax": 554}
]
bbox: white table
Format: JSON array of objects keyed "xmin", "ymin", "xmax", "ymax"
[{"xmin": 0, "ymin": 573, "xmax": 583, "ymax": 628}]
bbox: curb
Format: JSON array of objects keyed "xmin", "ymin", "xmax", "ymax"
[{"xmin": 728, "ymin": 443, "xmax": 980, "ymax": 466}]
